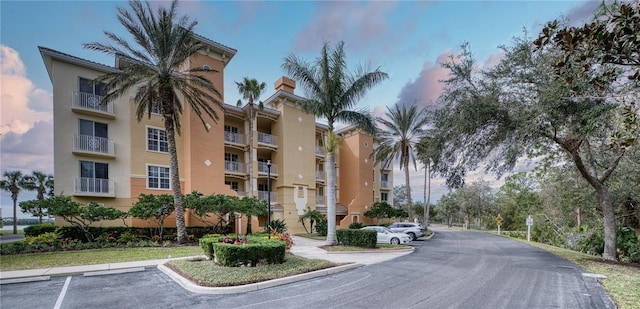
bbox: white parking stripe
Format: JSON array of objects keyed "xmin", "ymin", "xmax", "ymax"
[{"xmin": 53, "ymin": 276, "xmax": 71, "ymax": 309}]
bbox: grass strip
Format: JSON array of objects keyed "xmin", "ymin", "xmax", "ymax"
[
  {"xmin": 1, "ymin": 246, "xmax": 203, "ymax": 271},
  {"xmin": 166, "ymin": 255, "xmax": 339, "ymax": 287}
]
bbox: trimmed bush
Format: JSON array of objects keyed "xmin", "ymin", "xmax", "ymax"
[
  {"xmin": 24, "ymin": 224, "xmax": 57, "ymax": 237},
  {"xmin": 213, "ymin": 240, "xmax": 285, "ymax": 267},
  {"xmin": 316, "ymin": 218, "xmax": 328, "ymax": 236},
  {"xmin": 336, "ymin": 229, "xmax": 376, "ymax": 248}
]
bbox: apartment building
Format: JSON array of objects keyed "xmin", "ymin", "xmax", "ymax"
[{"xmin": 39, "ymin": 35, "xmax": 392, "ymax": 234}]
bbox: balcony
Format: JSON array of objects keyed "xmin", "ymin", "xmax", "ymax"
[
  {"xmin": 224, "ymin": 161, "xmax": 245, "ymax": 176},
  {"xmin": 380, "ymin": 180, "xmax": 392, "ymax": 190},
  {"xmin": 257, "ymin": 161, "xmax": 278, "ymax": 176},
  {"xmin": 315, "ymin": 146, "xmax": 325, "ymax": 158},
  {"xmin": 224, "ymin": 131, "xmax": 245, "ymax": 147},
  {"xmin": 71, "ymin": 91, "xmax": 114, "ymax": 118},
  {"xmin": 73, "ymin": 177, "xmax": 115, "ymax": 197},
  {"xmin": 257, "ymin": 191, "xmax": 278, "ymax": 203},
  {"xmin": 257, "ymin": 132, "xmax": 277, "ymax": 149},
  {"xmin": 72, "ymin": 134, "xmax": 115, "ymax": 158},
  {"xmin": 316, "ymin": 170, "xmax": 324, "ymax": 182},
  {"xmin": 316, "ymin": 195, "xmax": 325, "ymax": 205}
]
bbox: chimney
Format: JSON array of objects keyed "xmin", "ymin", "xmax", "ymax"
[{"xmin": 274, "ymin": 76, "xmax": 296, "ymax": 94}]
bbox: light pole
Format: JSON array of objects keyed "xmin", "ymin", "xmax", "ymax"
[{"xmin": 267, "ymin": 160, "xmax": 271, "ymax": 239}]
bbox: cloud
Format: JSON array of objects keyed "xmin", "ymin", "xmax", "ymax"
[
  {"xmin": 1, "ymin": 45, "xmax": 53, "ymax": 136},
  {"xmin": 395, "ymin": 50, "xmax": 455, "ymax": 108},
  {"xmin": 293, "ymin": 1, "xmax": 393, "ymax": 52},
  {"xmin": 565, "ymin": 1, "xmax": 600, "ymax": 25}
]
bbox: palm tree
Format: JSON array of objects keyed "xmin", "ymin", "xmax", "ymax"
[
  {"xmin": 282, "ymin": 41, "xmax": 388, "ymax": 245},
  {"xmin": 416, "ymin": 135, "xmax": 438, "ymax": 227},
  {"xmin": 84, "ymin": 0, "xmax": 223, "ymax": 243},
  {"xmin": 372, "ymin": 104, "xmax": 429, "ymax": 220},
  {"xmin": 0, "ymin": 171, "xmax": 28, "ymax": 234},
  {"xmin": 235, "ymin": 77, "xmax": 266, "ymax": 235},
  {"xmin": 22, "ymin": 171, "xmax": 54, "ymax": 223}
]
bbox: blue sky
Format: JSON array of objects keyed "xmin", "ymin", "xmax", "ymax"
[{"xmin": 0, "ymin": 0, "xmax": 598, "ymax": 219}]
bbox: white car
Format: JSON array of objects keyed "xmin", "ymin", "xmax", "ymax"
[{"xmin": 361, "ymin": 226, "xmax": 412, "ymax": 245}]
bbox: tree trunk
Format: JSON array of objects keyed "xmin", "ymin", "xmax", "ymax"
[
  {"xmin": 598, "ymin": 186, "xmax": 617, "ymax": 261},
  {"xmin": 404, "ymin": 160, "xmax": 412, "ymax": 220},
  {"xmin": 424, "ymin": 161, "xmax": 431, "ymax": 227},
  {"xmin": 12, "ymin": 196, "xmax": 17, "ymax": 235},
  {"xmin": 325, "ymin": 152, "xmax": 337, "ymax": 245},
  {"xmin": 164, "ymin": 117, "xmax": 187, "ymax": 243}
]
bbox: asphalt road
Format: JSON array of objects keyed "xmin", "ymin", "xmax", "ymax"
[{"xmin": 0, "ymin": 227, "xmax": 615, "ymax": 309}]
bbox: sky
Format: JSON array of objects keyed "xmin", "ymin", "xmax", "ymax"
[{"xmin": 0, "ymin": 0, "xmax": 599, "ymax": 219}]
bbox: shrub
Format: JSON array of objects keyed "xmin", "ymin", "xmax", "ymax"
[
  {"xmin": 348, "ymin": 222, "xmax": 364, "ymax": 229},
  {"xmin": 118, "ymin": 232, "xmax": 139, "ymax": 243},
  {"xmin": 266, "ymin": 219, "xmax": 287, "ymax": 234},
  {"xmin": 24, "ymin": 232, "xmax": 61, "ymax": 245},
  {"xmin": 336, "ymin": 229, "xmax": 376, "ymax": 248},
  {"xmin": 316, "ymin": 218, "xmax": 328, "ymax": 236},
  {"xmin": 24, "ymin": 223, "xmax": 57, "ymax": 237},
  {"xmin": 277, "ymin": 232, "xmax": 294, "ymax": 251},
  {"xmin": 213, "ymin": 240, "xmax": 285, "ymax": 267}
]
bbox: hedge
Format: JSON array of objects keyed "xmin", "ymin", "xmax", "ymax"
[
  {"xmin": 336, "ymin": 229, "xmax": 376, "ymax": 248},
  {"xmin": 199, "ymin": 235, "xmax": 285, "ymax": 267}
]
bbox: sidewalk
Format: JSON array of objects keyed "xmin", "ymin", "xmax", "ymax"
[{"xmin": 0, "ymin": 235, "xmax": 417, "ymax": 293}]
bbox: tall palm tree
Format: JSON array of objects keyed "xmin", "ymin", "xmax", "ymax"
[
  {"xmin": 235, "ymin": 77, "xmax": 266, "ymax": 234},
  {"xmin": 282, "ymin": 41, "xmax": 388, "ymax": 245},
  {"xmin": 416, "ymin": 135, "xmax": 438, "ymax": 226},
  {"xmin": 22, "ymin": 171, "xmax": 54, "ymax": 223},
  {"xmin": 0, "ymin": 171, "xmax": 28, "ymax": 234},
  {"xmin": 84, "ymin": 0, "xmax": 223, "ymax": 243},
  {"xmin": 372, "ymin": 104, "xmax": 429, "ymax": 220}
]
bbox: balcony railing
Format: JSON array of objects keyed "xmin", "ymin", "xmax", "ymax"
[
  {"xmin": 257, "ymin": 161, "xmax": 278, "ymax": 175},
  {"xmin": 380, "ymin": 180, "xmax": 392, "ymax": 189},
  {"xmin": 224, "ymin": 161, "xmax": 245, "ymax": 173},
  {"xmin": 224, "ymin": 132, "xmax": 244, "ymax": 144},
  {"xmin": 316, "ymin": 195, "xmax": 325, "ymax": 205},
  {"xmin": 316, "ymin": 170, "xmax": 324, "ymax": 181},
  {"xmin": 72, "ymin": 91, "xmax": 113, "ymax": 115},
  {"xmin": 257, "ymin": 191, "xmax": 278, "ymax": 203},
  {"xmin": 73, "ymin": 134, "xmax": 115, "ymax": 156},
  {"xmin": 315, "ymin": 146, "xmax": 325, "ymax": 156},
  {"xmin": 257, "ymin": 132, "xmax": 277, "ymax": 147},
  {"xmin": 73, "ymin": 177, "xmax": 115, "ymax": 196}
]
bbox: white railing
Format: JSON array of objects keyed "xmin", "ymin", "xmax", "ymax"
[
  {"xmin": 316, "ymin": 170, "xmax": 324, "ymax": 181},
  {"xmin": 257, "ymin": 191, "xmax": 277, "ymax": 202},
  {"xmin": 381, "ymin": 180, "xmax": 392, "ymax": 189},
  {"xmin": 73, "ymin": 134, "xmax": 114, "ymax": 155},
  {"xmin": 72, "ymin": 91, "xmax": 113, "ymax": 114},
  {"xmin": 224, "ymin": 132, "xmax": 244, "ymax": 144},
  {"xmin": 257, "ymin": 161, "xmax": 278, "ymax": 175},
  {"xmin": 315, "ymin": 146, "xmax": 325, "ymax": 156},
  {"xmin": 224, "ymin": 161, "xmax": 245, "ymax": 173},
  {"xmin": 74, "ymin": 177, "xmax": 114, "ymax": 195},
  {"xmin": 257, "ymin": 132, "xmax": 277, "ymax": 147},
  {"xmin": 316, "ymin": 195, "xmax": 325, "ymax": 205}
]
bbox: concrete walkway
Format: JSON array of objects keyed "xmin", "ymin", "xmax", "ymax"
[{"xmin": 0, "ymin": 235, "xmax": 417, "ymax": 293}]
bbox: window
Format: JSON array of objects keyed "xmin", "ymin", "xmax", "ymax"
[
  {"xmin": 225, "ymin": 153, "xmax": 238, "ymax": 162},
  {"xmin": 225, "ymin": 181, "xmax": 239, "ymax": 191},
  {"xmin": 80, "ymin": 160, "xmax": 109, "ymax": 193},
  {"xmin": 225, "ymin": 153, "xmax": 239, "ymax": 171},
  {"xmin": 147, "ymin": 127, "xmax": 168, "ymax": 153},
  {"xmin": 151, "ymin": 101, "xmax": 161, "ymax": 115},
  {"xmin": 381, "ymin": 192, "xmax": 389, "ymax": 202},
  {"xmin": 224, "ymin": 125, "xmax": 239, "ymax": 143},
  {"xmin": 79, "ymin": 77, "xmax": 106, "ymax": 96},
  {"xmin": 381, "ymin": 173, "xmax": 389, "ymax": 182},
  {"xmin": 372, "ymin": 169, "xmax": 375, "ymax": 182},
  {"xmin": 80, "ymin": 119, "xmax": 108, "ymax": 138},
  {"xmin": 148, "ymin": 165, "xmax": 170, "ymax": 189},
  {"xmin": 79, "ymin": 119, "xmax": 108, "ymax": 152}
]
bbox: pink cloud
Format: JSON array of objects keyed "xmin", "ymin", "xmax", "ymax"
[
  {"xmin": 293, "ymin": 1, "xmax": 398, "ymax": 53},
  {"xmin": 396, "ymin": 50, "xmax": 455, "ymax": 108},
  {"xmin": 1, "ymin": 45, "xmax": 53, "ymax": 136}
]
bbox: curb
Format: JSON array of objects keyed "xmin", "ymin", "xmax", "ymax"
[{"xmin": 158, "ymin": 263, "xmax": 362, "ymax": 294}]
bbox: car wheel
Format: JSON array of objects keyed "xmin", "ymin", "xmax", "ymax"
[
  {"xmin": 407, "ymin": 232, "xmax": 416, "ymax": 241},
  {"xmin": 390, "ymin": 238, "xmax": 400, "ymax": 245}
]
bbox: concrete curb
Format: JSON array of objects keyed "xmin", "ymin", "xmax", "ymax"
[{"xmin": 158, "ymin": 263, "xmax": 362, "ymax": 294}]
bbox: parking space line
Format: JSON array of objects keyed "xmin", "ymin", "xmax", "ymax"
[{"xmin": 53, "ymin": 276, "xmax": 71, "ymax": 309}]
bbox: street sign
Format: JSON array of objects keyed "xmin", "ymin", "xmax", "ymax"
[
  {"xmin": 526, "ymin": 215, "xmax": 533, "ymax": 226},
  {"xmin": 496, "ymin": 214, "xmax": 503, "ymax": 226},
  {"xmin": 526, "ymin": 215, "xmax": 533, "ymax": 242}
]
